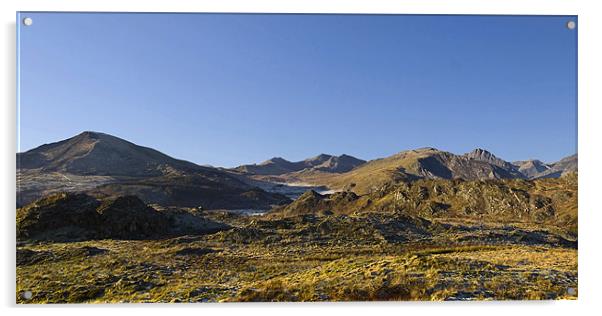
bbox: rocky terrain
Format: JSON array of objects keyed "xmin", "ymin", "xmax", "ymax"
[
  {"xmin": 16, "ymin": 174, "xmax": 577, "ymax": 303},
  {"xmin": 254, "ymin": 148, "xmax": 577, "ymax": 195},
  {"xmin": 270, "ymin": 174, "xmax": 578, "ymax": 236},
  {"xmin": 17, "ymin": 193, "xmax": 229, "ymax": 242},
  {"xmin": 16, "ymin": 211, "xmax": 577, "ymax": 302},
  {"xmin": 16, "ymin": 132, "xmax": 578, "ymax": 303}
]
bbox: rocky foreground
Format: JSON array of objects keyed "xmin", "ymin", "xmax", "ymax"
[{"xmin": 16, "ymin": 175, "xmax": 577, "ymax": 303}]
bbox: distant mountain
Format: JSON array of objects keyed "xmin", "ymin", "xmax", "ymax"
[
  {"xmin": 513, "ymin": 159, "xmax": 551, "ymax": 179},
  {"xmin": 17, "ymin": 131, "xmax": 576, "ymax": 207},
  {"xmin": 512, "ymin": 155, "xmax": 578, "ymax": 179},
  {"xmin": 274, "ymin": 148, "xmax": 577, "ymax": 194},
  {"xmin": 233, "ymin": 154, "xmax": 366, "ymax": 175},
  {"xmin": 311, "ymin": 154, "xmax": 367, "ymax": 173},
  {"xmin": 234, "ymin": 157, "xmax": 301, "ymax": 176},
  {"xmin": 532, "ymin": 154, "xmax": 577, "ymax": 179},
  {"xmin": 310, "ymin": 148, "xmax": 519, "ymax": 194},
  {"xmin": 17, "ymin": 132, "xmax": 290, "ymax": 208}
]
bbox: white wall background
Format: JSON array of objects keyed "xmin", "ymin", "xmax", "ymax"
[{"xmin": 1, "ymin": 1, "xmax": 600, "ymax": 315}]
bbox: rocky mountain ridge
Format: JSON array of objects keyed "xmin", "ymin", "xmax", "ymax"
[
  {"xmin": 260, "ymin": 147, "xmax": 577, "ymax": 195},
  {"xmin": 17, "ymin": 132, "xmax": 577, "ymax": 208},
  {"xmin": 233, "ymin": 153, "xmax": 366, "ymax": 175}
]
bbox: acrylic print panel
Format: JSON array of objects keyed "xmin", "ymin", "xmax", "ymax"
[{"xmin": 16, "ymin": 12, "xmax": 577, "ymax": 303}]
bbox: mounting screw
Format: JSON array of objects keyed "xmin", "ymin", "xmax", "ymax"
[
  {"xmin": 21, "ymin": 290, "xmax": 32, "ymax": 300},
  {"xmin": 566, "ymin": 21, "xmax": 576, "ymax": 30},
  {"xmin": 23, "ymin": 17, "xmax": 33, "ymax": 26}
]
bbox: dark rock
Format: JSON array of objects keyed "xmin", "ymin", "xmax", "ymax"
[
  {"xmin": 16, "ymin": 193, "xmax": 101, "ymax": 241},
  {"xmin": 17, "ymin": 193, "xmax": 230, "ymax": 242},
  {"xmin": 96, "ymin": 196, "xmax": 169, "ymax": 239}
]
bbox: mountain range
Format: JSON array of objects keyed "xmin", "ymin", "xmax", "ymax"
[
  {"xmin": 17, "ymin": 131, "xmax": 577, "ymax": 207},
  {"xmin": 239, "ymin": 147, "xmax": 577, "ymax": 195},
  {"xmin": 233, "ymin": 154, "xmax": 366, "ymax": 175}
]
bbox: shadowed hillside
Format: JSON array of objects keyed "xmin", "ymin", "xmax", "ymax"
[{"xmin": 17, "ymin": 132, "xmax": 290, "ymax": 209}]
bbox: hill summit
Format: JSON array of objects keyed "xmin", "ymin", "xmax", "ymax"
[
  {"xmin": 17, "ymin": 131, "xmax": 204, "ymax": 177},
  {"xmin": 233, "ymin": 153, "xmax": 366, "ymax": 175},
  {"xmin": 17, "ymin": 132, "xmax": 291, "ymax": 208}
]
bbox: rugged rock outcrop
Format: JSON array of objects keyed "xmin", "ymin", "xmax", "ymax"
[
  {"xmin": 269, "ymin": 190, "xmax": 362, "ymax": 217},
  {"xmin": 95, "ymin": 196, "xmax": 171, "ymax": 239},
  {"xmin": 268, "ymin": 174, "xmax": 578, "ymax": 237},
  {"xmin": 16, "ymin": 193, "xmax": 102, "ymax": 241},
  {"xmin": 17, "ymin": 193, "xmax": 230, "ymax": 241}
]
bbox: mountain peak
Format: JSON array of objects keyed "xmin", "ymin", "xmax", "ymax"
[
  {"xmin": 415, "ymin": 147, "xmax": 441, "ymax": 152},
  {"xmin": 74, "ymin": 131, "xmax": 115, "ymax": 141},
  {"xmin": 18, "ymin": 131, "xmax": 199, "ymax": 177},
  {"xmin": 462, "ymin": 148, "xmax": 521, "ymax": 174},
  {"xmin": 512, "ymin": 159, "xmax": 551, "ymax": 178},
  {"xmin": 466, "ymin": 148, "xmax": 495, "ymax": 159},
  {"xmin": 304, "ymin": 154, "xmax": 334, "ymax": 164},
  {"xmin": 314, "ymin": 153, "xmax": 333, "ymax": 159},
  {"xmin": 308, "ymin": 154, "xmax": 366, "ymax": 173},
  {"xmin": 261, "ymin": 157, "xmax": 291, "ymax": 165},
  {"xmin": 79, "ymin": 130, "xmax": 102, "ymax": 137}
]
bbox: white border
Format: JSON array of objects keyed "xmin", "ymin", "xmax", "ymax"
[{"xmin": 2, "ymin": 1, "xmax": 600, "ymax": 316}]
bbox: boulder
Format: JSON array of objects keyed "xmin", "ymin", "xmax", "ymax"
[{"xmin": 96, "ymin": 196, "xmax": 170, "ymax": 239}]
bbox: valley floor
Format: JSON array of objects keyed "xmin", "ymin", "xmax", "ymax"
[{"xmin": 16, "ymin": 214, "xmax": 577, "ymax": 303}]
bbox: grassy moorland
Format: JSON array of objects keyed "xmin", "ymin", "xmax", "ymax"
[{"xmin": 16, "ymin": 175, "xmax": 577, "ymax": 303}]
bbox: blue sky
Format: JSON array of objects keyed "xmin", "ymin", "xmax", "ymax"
[{"xmin": 18, "ymin": 13, "xmax": 577, "ymax": 167}]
